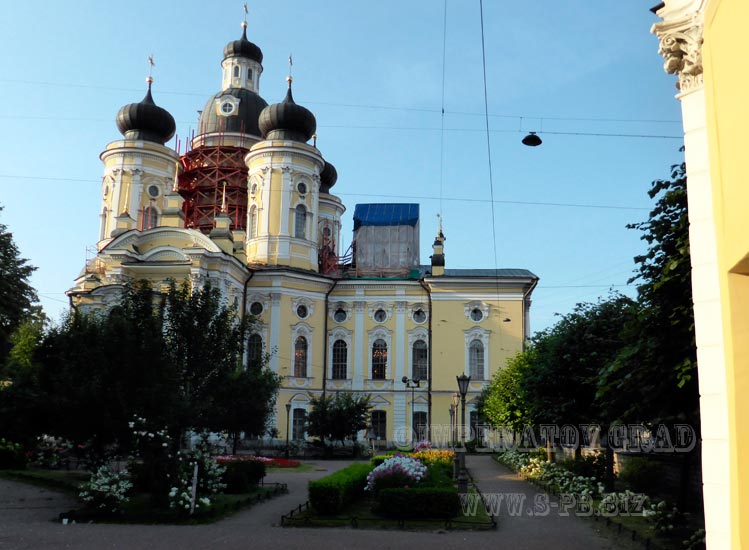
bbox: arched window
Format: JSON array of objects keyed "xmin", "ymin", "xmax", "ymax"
[
  {"xmin": 248, "ymin": 333, "xmax": 263, "ymax": 369},
  {"xmin": 292, "ymin": 408, "xmax": 306, "ymax": 440},
  {"xmin": 249, "ymin": 205, "xmax": 258, "ymax": 239},
  {"xmin": 233, "ymin": 65, "xmax": 240, "ymax": 78},
  {"xmin": 412, "ymin": 339, "xmax": 428, "ymax": 381},
  {"xmin": 332, "ymin": 340, "xmax": 347, "ymax": 379},
  {"xmin": 247, "ymin": 68, "xmax": 253, "ymax": 81},
  {"xmin": 469, "ymin": 339, "xmax": 484, "ymax": 380},
  {"xmin": 295, "ymin": 205, "xmax": 306, "ymax": 239},
  {"xmin": 141, "ymin": 204, "xmax": 158, "ymax": 230},
  {"xmin": 294, "ymin": 336, "xmax": 308, "ymax": 377},
  {"xmin": 372, "ymin": 339, "xmax": 387, "ymax": 380}
]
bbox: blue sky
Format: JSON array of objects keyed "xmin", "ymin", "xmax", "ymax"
[{"xmin": 0, "ymin": 1, "xmax": 683, "ymax": 333}]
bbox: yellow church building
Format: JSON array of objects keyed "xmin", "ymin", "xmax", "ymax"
[{"xmin": 68, "ymin": 19, "xmax": 538, "ymax": 447}]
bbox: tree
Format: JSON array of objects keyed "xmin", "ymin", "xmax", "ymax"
[
  {"xmin": 521, "ymin": 294, "xmax": 637, "ymax": 428},
  {"xmin": 0, "ymin": 206, "xmax": 38, "ymax": 362},
  {"xmin": 162, "ymin": 280, "xmax": 247, "ymax": 439},
  {"xmin": 306, "ymin": 392, "xmax": 372, "ymax": 456},
  {"xmin": 480, "ymin": 348, "xmax": 535, "ymax": 433},
  {"xmin": 208, "ymin": 365, "xmax": 281, "ymax": 454},
  {"xmin": 597, "ymin": 162, "xmax": 698, "ymax": 426}
]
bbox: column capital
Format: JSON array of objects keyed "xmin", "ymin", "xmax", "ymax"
[{"xmin": 651, "ymin": 0, "xmax": 706, "ymax": 95}]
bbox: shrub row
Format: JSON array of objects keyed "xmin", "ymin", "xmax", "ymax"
[
  {"xmin": 374, "ymin": 487, "xmax": 460, "ymax": 519},
  {"xmin": 308, "ymin": 463, "xmax": 372, "ymax": 515},
  {"xmin": 222, "ymin": 460, "xmax": 266, "ymax": 494}
]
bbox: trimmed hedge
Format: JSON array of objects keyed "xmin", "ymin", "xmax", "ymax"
[
  {"xmin": 374, "ymin": 487, "xmax": 460, "ymax": 519},
  {"xmin": 222, "ymin": 460, "xmax": 266, "ymax": 494},
  {"xmin": 370, "ymin": 455, "xmax": 391, "ymax": 467},
  {"xmin": 308, "ymin": 463, "xmax": 372, "ymax": 515}
]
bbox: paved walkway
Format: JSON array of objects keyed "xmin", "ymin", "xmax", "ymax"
[{"xmin": 0, "ymin": 456, "xmax": 639, "ymax": 550}]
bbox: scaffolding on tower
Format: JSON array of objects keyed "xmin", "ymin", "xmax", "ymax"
[{"xmin": 177, "ymin": 119, "xmax": 250, "ymax": 234}]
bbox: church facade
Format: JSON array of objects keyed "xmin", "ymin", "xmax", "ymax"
[{"xmin": 68, "ymin": 20, "xmax": 538, "ymax": 447}]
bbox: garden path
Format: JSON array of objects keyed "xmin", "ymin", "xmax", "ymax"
[{"xmin": 0, "ymin": 456, "xmax": 638, "ymax": 549}]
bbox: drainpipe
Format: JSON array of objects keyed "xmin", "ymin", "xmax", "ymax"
[
  {"xmin": 419, "ymin": 278, "xmax": 433, "ymax": 441},
  {"xmin": 240, "ymin": 269, "xmax": 255, "ymax": 369},
  {"xmin": 321, "ymin": 279, "xmax": 337, "ymax": 398},
  {"xmin": 521, "ymin": 277, "xmax": 539, "ymax": 350}
]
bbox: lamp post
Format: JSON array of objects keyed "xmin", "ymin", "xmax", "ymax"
[
  {"xmin": 402, "ymin": 376, "xmax": 420, "ymax": 444},
  {"xmin": 285, "ymin": 402, "xmax": 292, "ymax": 459},
  {"xmin": 456, "ymin": 374, "xmax": 471, "ymax": 492},
  {"xmin": 451, "ymin": 392, "xmax": 459, "ymax": 447}
]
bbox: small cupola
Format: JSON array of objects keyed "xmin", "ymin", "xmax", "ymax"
[
  {"xmin": 258, "ymin": 77, "xmax": 316, "ymax": 142},
  {"xmin": 116, "ymin": 77, "xmax": 176, "ymax": 144},
  {"xmin": 430, "ymin": 218, "xmax": 446, "ymax": 276},
  {"xmin": 320, "ymin": 160, "xmax": 338, "ymax": 193}
]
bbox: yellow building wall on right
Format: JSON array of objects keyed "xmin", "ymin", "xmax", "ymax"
[{"xmin": 703, "ymin": 1, "xmax": 749, "ymax": 546}]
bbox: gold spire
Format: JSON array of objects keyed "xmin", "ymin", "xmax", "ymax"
[
  {"xmin": 172, "ymin": 161, "xmax": 180, "ymax": 193},
  {"xmin": 220, "ymin": 181, "xmax": 228, "ymax": 214},
  {"xmin": 242, "ymin": 2, "xmax": 248, "ymax": 30},
  {"xmin": 287, "ymin": 53, "xmax": 293, "ymax": 86}
]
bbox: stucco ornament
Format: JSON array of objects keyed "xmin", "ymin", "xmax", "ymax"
[{"xmin": 651, "ymin": 1, "xmax": 705, "ymax": 93}]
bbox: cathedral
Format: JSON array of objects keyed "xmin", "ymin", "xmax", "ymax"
[{"xmin": 68, "ymin": 18, "xmax": 538, "ymax": 446}]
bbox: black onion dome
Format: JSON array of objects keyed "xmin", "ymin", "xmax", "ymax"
[
  {"xmin": 223, "ymin": 26, "xmax": 263, "ymax": 64},
  {"xmin": 258, "ymin": 86, "xmax": 316, "ymax": 142},
  {"xmin": 116, "ymin": 83, "xmax": 176, "ymax": 144},
  {"xmin": 320, "ymin": 161, "xmax": 338, "ymax": 193},
  {"xmin": 198, "ymin": 88, "xmax": 268, "ymax": 136}
]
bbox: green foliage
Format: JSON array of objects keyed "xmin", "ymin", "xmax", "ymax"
[
  {"xmin": 221, "ymin": 460, "xmax": 266, "ymax": 494},
  {"xmin": 374, "ymin": 487, "xmax": 460, "ymax": 519},
  {"xmin": 0, "ymin": 438, "xmax": 26, "ymax": 469},
  {"xmin": 481, "ymin": 349, "xmax": 534, "ymax": 431},
  {"xmin": 618, "ymin": 456, "xmax": 665, "ymax": 493},
  {"xmin": 370, "ymin": 455, "xmax": 390, "ymax": 467},
  {"xmin": 598, "ymin": 162, "xmax": 698, "ymax": 425},
  {"xmin": 0, "ymin": 206, "xmax": 38, "ymax": 362},
  {"xmin": 559, "ymin": 452, "xmax": 606, "ymax": 480},
  {"xmin": 308, "ymin": 463, "xmax": 372, "ymax": 515},
  {"xmin": 522, "ymin": 294, "xmax": 637, "ymax": 426},
  {"xmin": 0, "ymin": 279, "xmax": 278, "ymax": 460},
  {"xmin": 306, "ymin": 392, "xmax": 373, "ymax": 449}
]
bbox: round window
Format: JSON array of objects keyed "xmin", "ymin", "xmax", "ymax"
[
  {"xmin": 413, "ymin": 309, "xmax": 426, "ymax": 323},
  {"xmin": 147, "ymin": 184, "xmax": 160, "ymax": 198},
  {"xmin": 250, "ymin": 302, "xmax": 263, "ymax": 315},
  {"xmin": 334, "ymin": 308, "xmax": 347, "ymax": 322},
  {"xmin": 297, "ymin": 182, "xmax": 307, "ymax": 195},
  {"xmin": 470, "ymin": 308, "xmax": 484, "ymax": 322},
  {"xmin": 297, "ymin": 304, "xmax": 308, "ymax": 319},
  {"xmin": 221, "ymin": 101, "xmax": 235, "ymax": 114},
  {"xmin": 374, "ymin": 309, "xmax": 387, "ymax": 323}
]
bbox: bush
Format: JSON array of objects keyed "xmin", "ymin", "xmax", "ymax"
[
  {"xmin": 222, "ymin": 460, "xmax": 266, "ymax": 494},
  {"xmin": 308, "ymin": 463, "xmax": 372, "ymax": 515},
  {"xmin": 618, "ymin": 456, "xmax": 664, "ymax": 493},
  {"xmin": 559, "ymin": 452, "xmax": 606, "ymax": 479},
  {"xmin": 374, "ymin": 487, "xmax": 460, "ymax": 519},
  {"xmin": 78, "ymin": 466, "xmax": 133, "ymax": 514},
  {"xmin": 0, "ymin": 438, "xmax": 26, "ymax": 469},
  {"xmin": 366, "ymin": 455, "xmax": 427, "ymax": 494}
]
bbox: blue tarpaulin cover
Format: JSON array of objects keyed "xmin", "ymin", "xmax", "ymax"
[{"xmin": 353, "ymin": 204, "xmax": 419, "ymax": 230}]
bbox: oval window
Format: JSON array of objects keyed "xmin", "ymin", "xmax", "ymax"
[
  {"xmin": 297, "ymin": 304, "xmax": 308, "ymax": 319},
  {"xmin": 374, "ymin": 309, "xmax": 387, "ymax": 323},
  {"xmin": 334, "ymin": 308, "xmax": 347, "ymax": 322},
  {"xmin": 250, "ymin": 302, "xmax": 263, "ymax": 315},
  {"xmin": 470, "ymin": 308, "xmax": 484, "ymax": 322},
  {"xmin": 413, "ymin": 309, "xmax": 426, "ymax": 323}
]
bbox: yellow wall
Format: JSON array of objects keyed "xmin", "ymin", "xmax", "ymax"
[{"xmin": 703, "ymin": 1, "xmax": 749, "ymax": 546}]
